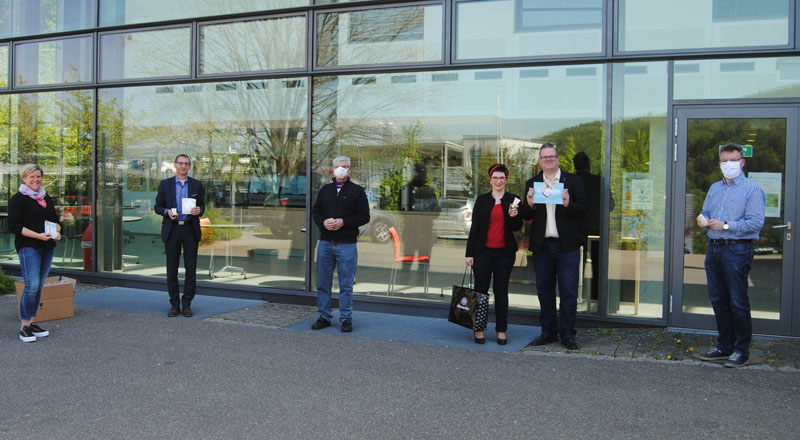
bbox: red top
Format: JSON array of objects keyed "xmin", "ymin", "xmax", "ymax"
[{"xmin": 485, "ymin": 203, "xmax": 506, "ymax": 248}]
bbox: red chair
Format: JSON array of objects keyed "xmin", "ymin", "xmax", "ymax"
[{"xmin": 387, "ymin": 226, "xmax": 429, "ymax": 295}]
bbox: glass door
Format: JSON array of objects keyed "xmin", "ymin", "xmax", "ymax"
[{"xmin": 671, "ymin": 106, "xmax": 798, "ymax": 335}]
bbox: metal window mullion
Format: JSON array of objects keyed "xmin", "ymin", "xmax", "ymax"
[{"xmin": 599, "ymin": 61, "xmax": 612, "ymax": 317}]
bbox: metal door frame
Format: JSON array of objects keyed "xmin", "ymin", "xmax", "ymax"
[{"xmin": 669, "ymin": 105, "xmax": 798, "ymax": 336}]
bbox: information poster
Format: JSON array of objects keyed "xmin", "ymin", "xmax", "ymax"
[{"xmin": 748, "ymin": 172, "xmax": 782, "ymax": 218}]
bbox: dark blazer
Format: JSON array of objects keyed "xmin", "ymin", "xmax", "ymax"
[
  {"xmin": 154, "ymin": 176, "xmax": 206, "ymax": 243},
  {"xmin": 520, "ymin": 170, "xmax": 588, "ymax": 252},
  {"xmin": 466, "ymin": 192, "xmax": 523, "ymax": 257}
]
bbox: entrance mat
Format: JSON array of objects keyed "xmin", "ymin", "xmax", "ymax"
[
  {"xmin": 75, "ymin": 287, "xmax": 263, "ymax": 319},
  {"xmin": 286, "ymin": 311, "xmax": 541, "ymax": 353}
]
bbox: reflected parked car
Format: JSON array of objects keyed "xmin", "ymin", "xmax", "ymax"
[{"xmin": 431, "ymin": 197, "xmax": 473, "ymax": 237}]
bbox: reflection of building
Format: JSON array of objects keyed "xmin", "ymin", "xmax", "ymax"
[{"xmin": 2, "ymin": 1, "xmax": 800, "ymax": 339}]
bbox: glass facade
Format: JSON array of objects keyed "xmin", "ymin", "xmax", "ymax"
[
  {"xmin": 2, "ymin": 0, "xmax": 799, "ymax": 332},
  {"xmin": 455, "ymin": 0, "xmax": 603, "ymax": 60},
  {"xmin": 100, "ymin": 27, "xmax": 191, "ymax": 81},
  {"xmin": 15, "ymin": 36, "xmax": 93, "ymax": 87},
  {"xmin": 619, "ymin": 0, "xmax": 791, "ymax": 52}
]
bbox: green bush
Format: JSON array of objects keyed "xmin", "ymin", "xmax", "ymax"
[{"xmin": 0, "ymin": 267, "xmax": 17, "ymax": 295}]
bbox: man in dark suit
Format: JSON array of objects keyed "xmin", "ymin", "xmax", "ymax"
[
  {"xmin": 154, "ymin": 154, "xmax": 205, "ymax": 317},
  {"xmin": 520, "ymin": 143, "xmax": 587, "ymax": 350}
]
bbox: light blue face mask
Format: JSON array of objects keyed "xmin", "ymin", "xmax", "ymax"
[{"xmin": 720, "ymin": 160, "xmax": 742, "ymax": 180}]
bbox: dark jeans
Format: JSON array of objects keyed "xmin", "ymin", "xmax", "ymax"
[
  {"xmin": 532, "ymin": 239, "xmax": 580, "ymax": 339},
  {"xmin": 473, "ymin": 248, "xmax": 514, "ymax": 333},
  {"xmin": 705, "ymin": 241, "xmax": 754, "ymax": 356},
  {"xmin": 165, "ymin": 224, "xmax": 198, "ymax": 308}
]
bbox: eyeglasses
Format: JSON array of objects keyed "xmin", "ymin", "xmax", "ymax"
[
  {"xmin": 175, "ymin": 161, "xmax": 191, "ymax": 166},
  {"xmin": 540, "ymin": 155, "xmax": 558, "ymax": 161},
  {"xmin": 490, "ymin": 176, "xmax": 507, "ymax": 181}
]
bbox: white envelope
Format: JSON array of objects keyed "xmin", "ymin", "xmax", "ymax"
[{"xmin": 181, "ymin": 198, "xmax": 196, "ymax": 214}]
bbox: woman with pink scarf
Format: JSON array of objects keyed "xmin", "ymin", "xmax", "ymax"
[{"xmin": 7, "ymin": 164, "xmax": 61, "ymax": 343}]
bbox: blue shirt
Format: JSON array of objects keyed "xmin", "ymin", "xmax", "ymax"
[
  {"xmin": 175, "ymin": 177, "xmax": 189, "ymax": 221},
  {"xmin": 701, "ymin": 173, "xmax": 766, "ymax": 240}
]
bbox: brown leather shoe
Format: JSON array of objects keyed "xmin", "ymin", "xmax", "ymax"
[
  {"xmin": 167, "ymin": 306, "xmax": 180, "ymax": 317},
  {"xmin": 182, "ymin": 306, "xmax": 193, "ymax": 317}
]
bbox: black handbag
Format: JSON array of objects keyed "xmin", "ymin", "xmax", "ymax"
[{"xmin": 448, "ymin": 267, "xmax": 489, "ymax": 331}]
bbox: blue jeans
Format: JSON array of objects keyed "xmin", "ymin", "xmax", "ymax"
[
  {"xmin": 18, "ymin": 247, "xmax": 55, "ymax": 322},
  {"xmin": 705, "ymin": 241, "xmax": 754, "ymax": 356},
  {"xmin": 532, "ymin": 239, "xmax": 580, "ymax": 339},
  {"xmin": 316, "ymin": 240, "xmax": 357, "ymax": 322}
]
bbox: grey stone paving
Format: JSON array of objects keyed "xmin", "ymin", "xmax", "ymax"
[{"xmin": 7, "ymin": 282, "xmax": 798, "ymax": 372}]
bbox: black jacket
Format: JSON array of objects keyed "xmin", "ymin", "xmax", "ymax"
[
  {"xmin": 312, "ymin": 179, "xmax": 370, "ymax": 243},
  {"xmin": 520, "ymin": 170, "xmax": 588, "ymax": 252},
  {"xmin": 8, "ymin": 192, "xmax": 61, "ymax": 252},
  {"xmin": 466, "ymin": 192, "xmax": 523, "ymax": 257},
  {"xmin": 154, "ymin": 176, "xmax": 206, "ymax": 243}
]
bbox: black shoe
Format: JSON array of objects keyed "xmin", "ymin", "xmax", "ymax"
[
  {"xmin": 311, "ymin": 318, "xmax": 331, "ymax": 330},
  {"xmin": 724, "ymin": 352, "xmax": 749, "ymax": 368},
  {"xmin": 561, "ymin": 337, "xmax": 579, "ymax": 350},
  {"xmin": 28, "ymin": 323, "xmax": 49, "ymax": 338},
  {"xmin": 697, "ymin": 347, "xmax": 731, "ymax": 362},
  {"xmin": 167, "ymin": 306, "xmax": 180, "ymax": 317},
  {"xmin": 182, "ymin": 306, "xmax": 193, "ymax": 317},
  {"xmin": 530, "ymin": 335, "xmax": 559, "ymax": 346},
  {"xmin": 497, "ymin": 337, "xmax": 508, "ymax": 346},
  {"xmin": 341, "ymin": 321, "xmax": 353, "ymax": 333},
  {"xmin": 19, "ymin": 326, "xmax": 36, "ymax": 343},
  {"xmin": 474, "ymin": 332, "xmax": 485, "ymax": 344}
]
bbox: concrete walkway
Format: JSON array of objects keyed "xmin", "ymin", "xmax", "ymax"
[{"xmin": 2, "ymin": 284, "xmax": 799, "ymax": 439}]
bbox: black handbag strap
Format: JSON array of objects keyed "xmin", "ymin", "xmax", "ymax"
[{"xmin": 461, "ymin": 265, "xmax": 473, "ymax": 288}]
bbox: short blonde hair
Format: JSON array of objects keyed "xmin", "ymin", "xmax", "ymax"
[{"xmin": 20, "ymin": 164, "xmax": 43, "ymax": 179}]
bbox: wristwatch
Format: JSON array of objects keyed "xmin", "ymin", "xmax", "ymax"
[{"xmin": 723, "ymin": 222, "xmax": 729, "ymax": 230}]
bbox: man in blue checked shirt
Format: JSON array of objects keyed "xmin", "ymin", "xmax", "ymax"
[{"xmin": 696, "ymin": 143, "xmax": 765, "ymax": 368}]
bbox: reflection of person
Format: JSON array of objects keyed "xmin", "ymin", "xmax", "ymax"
[
  {"xmin": 311, "ymin": 156, "xmax": 370, "ymax": 333},
  {"xmin": 465, "ymin": 164, "xmax": 522, "ymax": 345},
  {"xmin": 9, "ymin": 164, "xmax": 61, "ymax": 343},
  {"xmin": 520, "ymin": 143, "xmax": 587, "ymax": 350},
  {"xmin": 155, "ymin": 154, "xmax": 206, "ymax": 318},
  {"xmin": 400, "ymin": 162, "xmax": 441, "ymax": 272},
  {"xmin": 696, "ymin": 143, "xmax": 765, "ymax": 368},
  {"xmin": 572, "ymin": 152, "xmax": 613, "ymax": 301}
]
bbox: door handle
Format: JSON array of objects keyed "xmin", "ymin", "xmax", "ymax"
[{"xmin": 772, "ymin": 222, "xmax": 792, "ymax": 230}]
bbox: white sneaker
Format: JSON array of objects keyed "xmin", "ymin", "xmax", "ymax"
[{"xmin": 19, "ymin": 326, "xmax": 36, "ymax": 343}]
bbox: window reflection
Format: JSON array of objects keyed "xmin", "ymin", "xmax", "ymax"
[
  {"xmin": 97, "ymin": 79, "xmax": 307, "ymax": 289},
  {"xmin": 619, "ymin": 0, "xmax": 790, "ymax": 52},
  {"xmin": 100, "ymin": 27, "xmax": 191, "ymax": 81},
  {"xmin": 15, "ymin": 36, "xmax": 93, "ymax": 87},
  {"xmin": 674, "ymin": 57, "xmax": 800, "ymax": 100},
  {"xmin": 316, "ymin": 4, "xmax": 443, "ymax": 67},
  {"xmin": 11, "ymin": 0, "xmax": 95, "ymax": 37},
  {"xmin": 608, "ymin": 62, "xmax": 668, "ymax": 318},
  {"xmin": 0, "ymin": 45, "xmax": 8, "ymax": 88},
  {"xmin": 0, "ymin": 91, "xmax": 94, "ymax": 270},
  {"xmin": 99, "ymin": 0, "xmax": 308, "ymax": 26},
  {"xmin": 456, "ymin": 0, "xmax": 602, "ymax": 60},
  {"xmin": 312, "ymin": 66, "xmax": 605, "ymax": 310},
  {"xmin": 199, "ymin": 16, "xmax": 306, "ymax": 75}
]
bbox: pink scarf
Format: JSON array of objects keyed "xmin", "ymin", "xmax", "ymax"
[{"xmin": 18, "ymin": 184, "xmax": 47, "ymax": 208}]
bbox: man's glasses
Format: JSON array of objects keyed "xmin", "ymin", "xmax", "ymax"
[
  {"xmin": 540, "ymin": 155, "xmax": 558, "ymax": 161},
  {"xmin": 175, "ymin": 162, "xmax": 191, "ymax": 166}
]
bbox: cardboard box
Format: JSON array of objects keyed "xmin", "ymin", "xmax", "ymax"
[{"xmin": 15, "ymin": 276, "xmax": 76, "ymax": 322}]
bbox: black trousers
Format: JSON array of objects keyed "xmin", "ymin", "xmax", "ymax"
[
  {"xmin": 473, "ymin": 248, "xmax": 514, "ymax": 333},
  {"xmin": 165, "ymin": 224, "xmax": 198, "ymax": 308}
]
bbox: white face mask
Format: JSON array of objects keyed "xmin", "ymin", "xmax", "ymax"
[
  {"xmin": 333, "ymin": 166, "xmax": 349, "ymax": 179},
  {"xmin": 720, "ymin": 160, "xmax": 742, "ymax": 180}
]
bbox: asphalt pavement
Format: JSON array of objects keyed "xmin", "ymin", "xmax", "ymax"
[{"xmin": 2, "ymin": 290, "xmax": 799, "ymax": 439}]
